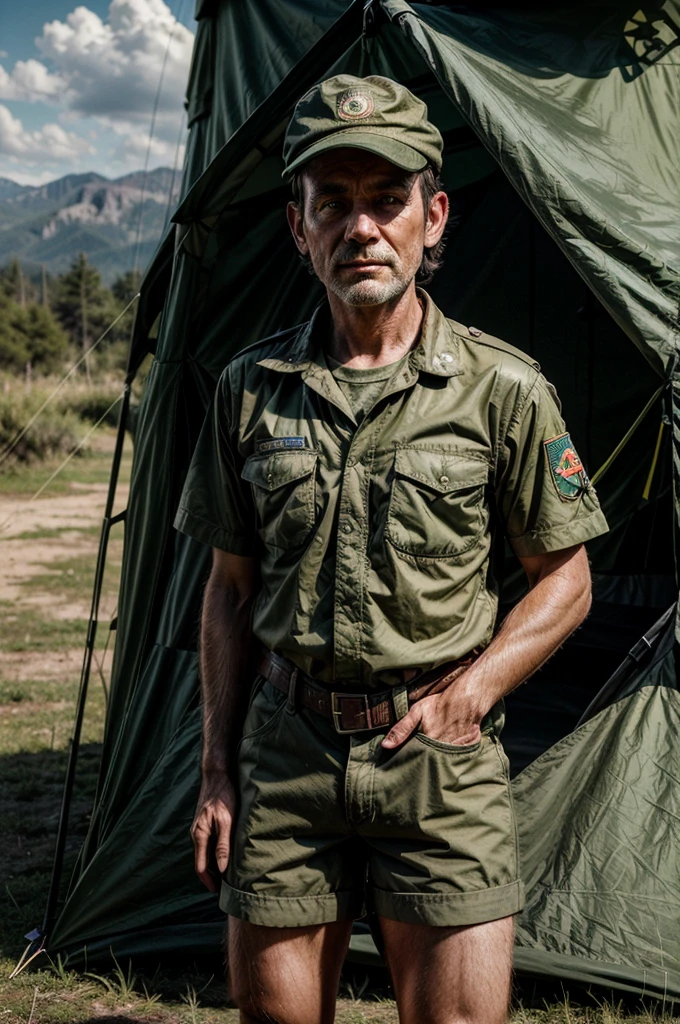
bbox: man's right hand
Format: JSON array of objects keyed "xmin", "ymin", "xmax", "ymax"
[{"xmin": 190, "ymin": 776, "xmax": 236, "ymax": 893}]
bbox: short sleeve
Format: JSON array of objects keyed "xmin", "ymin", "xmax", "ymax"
[
  {"xmin": 173, "ymin": 371, "xmax": 257, "ymax": 555},
  {"xmin": 496, "ymin": 374, "xmax": 608, "ymax": 557}
]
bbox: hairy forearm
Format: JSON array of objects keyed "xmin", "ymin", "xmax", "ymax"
[
  {"xmin": 457, "ymin": 547, "xmax": 592, "ymax": 718},
  {"xmin": 200, "ymin": 574, "xmax": 255, "ymax": 779}
]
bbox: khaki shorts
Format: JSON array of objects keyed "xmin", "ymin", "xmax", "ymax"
[{"xmin": 222, "ymin": 677, "xmax": 524, "ymax": 928}]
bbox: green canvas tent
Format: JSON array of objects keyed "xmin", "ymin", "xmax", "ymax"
[{"xmin": 42, "ymin": 0, "xmax": 680, "ymax": 1003}]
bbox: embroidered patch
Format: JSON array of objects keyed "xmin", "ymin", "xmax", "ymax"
[
  {"xmin": 256, "ymin": 436, "xmax": 306, "ymax": 453},
  {"xmin": 544, "ymin": 433, "xmax": 588, "ymax": 501},
  {"xmin": 337, "ymin": 90, "xmax": 374, "ymax": 120}
]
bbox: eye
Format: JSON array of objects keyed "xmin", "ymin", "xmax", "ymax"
[
  {"xmin": 320, "ymin": 199, "xmax": 344, "ymax": 211},
  {"xmin": 378, "ymin": 194, "xmax": 403, "ymax": 206}
]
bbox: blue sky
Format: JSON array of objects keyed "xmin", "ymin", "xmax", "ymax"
[{"xmin": 0, "ymin": 0, "xmax": 196, "ymax": 184}]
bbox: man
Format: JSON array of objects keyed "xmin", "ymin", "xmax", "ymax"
[{"xmin": 174, "ymin": 75, "xmax": 608, "ymax": 1024}]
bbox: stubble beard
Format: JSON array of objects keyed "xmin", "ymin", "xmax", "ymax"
[
  {"xmin": 324, "ymin": 244, "xmax": 414, "ymax": 308},
  {"xmin": 328, "ymin": 272, "xmax": 410, "ymax": 307}
]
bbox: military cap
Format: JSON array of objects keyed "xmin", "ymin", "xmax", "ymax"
[{"xmin": 282, "ymin": 74, "xmax": 443, "ymax": 179}]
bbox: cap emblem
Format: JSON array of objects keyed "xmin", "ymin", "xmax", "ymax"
[{"xmin": 337, "ymin": 90, "xmax": 374, "ymax": 121}]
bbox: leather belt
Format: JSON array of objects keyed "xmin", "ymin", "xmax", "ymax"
[{"xmin": 257, "ymin": 648, "xmax": 480, "ymax": 734}]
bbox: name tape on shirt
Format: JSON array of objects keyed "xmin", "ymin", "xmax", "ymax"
[
  {"xmin": 256, "ymin": 436, "xmax": 307, "ymax": 453},
  {"xmin": 544, "ymin": 432, "xmax": 589, "ymax": 501}
]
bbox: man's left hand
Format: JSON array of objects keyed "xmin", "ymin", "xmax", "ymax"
[{"xmin": 381, "ymin": 680, "xmax": 484, "ymax": 749}]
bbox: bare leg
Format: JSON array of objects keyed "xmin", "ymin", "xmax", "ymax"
[
  {"xmin": 380, "ymin": 915, "xmax": 514, "ymax": 1024},
  {"xmin": 227, "ymin": 917, "xmax": 353, "ymax": 1024}
]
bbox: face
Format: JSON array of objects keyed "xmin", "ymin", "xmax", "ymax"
[{"xmin": 286, "ymin": 149, "xmax": 448, "ymax": 308}]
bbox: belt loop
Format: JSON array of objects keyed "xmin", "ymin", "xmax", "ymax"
[
  {"xmin": 391, "ymin": 683, "xmax": 409, "ymax": 722},
  {"xmin": 286, "ymin": 667, "xmax": 299, "ymax": 715}
]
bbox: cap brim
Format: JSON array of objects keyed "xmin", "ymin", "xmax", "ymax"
[{"xmin": 282, "ymin": 130, "xmax": 428, "ymax": 179}]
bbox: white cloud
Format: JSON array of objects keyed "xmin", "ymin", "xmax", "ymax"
[
  {"xmin": 37, "ymin": 0, "xmax": 194, "ymax": 140},
  {"xmin": 2, "ymin": 168, "xmax": 56, "ymax": 186},
  {"xmin": 0, "ymin": 103, "xmax": 94, "ymax": 162},
  {"xmin": 0, "ymin": 2, "xmax": 192, "ymax": 182},
  {"xmin": 0, "ymin": 59, "xmax": 65, "ymax": 102},
  {"xmin": 112, "ymin": 128, "xmax": 185, "ymax": 167}
]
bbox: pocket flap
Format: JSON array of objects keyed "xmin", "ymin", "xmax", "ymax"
[
  {"xmin": 394, "ymin": 447, "xmax": 489, "ymax": 493},
  {"xmin": 242, "ymin": 450, "xmax": 317, "ymax": 492}
]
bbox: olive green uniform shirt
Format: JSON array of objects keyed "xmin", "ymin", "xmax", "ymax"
[{"xmin": 174, "ymin": 291, "xmax": 608, "ymax": 689}]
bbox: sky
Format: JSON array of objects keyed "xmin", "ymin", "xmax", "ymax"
[{"xmin": 0, "ymin": 0, "xmax": 196, "ymax": 185}]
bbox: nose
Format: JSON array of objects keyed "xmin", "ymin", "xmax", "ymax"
[{"xmin": 344, "ymin": 205, "xmax": 380, "ymax": 245}]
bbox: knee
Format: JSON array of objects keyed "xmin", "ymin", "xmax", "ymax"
[
  {"xmin": 230, "ymin": 985, "xmax": 323, "ymax": 1024},
  {"xmin": 228, "ymin": 976, "xmax": 291, "ymax": 1024}
]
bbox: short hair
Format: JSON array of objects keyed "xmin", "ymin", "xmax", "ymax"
[{"xmin": 290, "ymin": 164, "xmax": 447, "ymax": 285}]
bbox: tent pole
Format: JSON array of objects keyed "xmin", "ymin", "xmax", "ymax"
[{"xmin": 41, "ymin": 380, "xmax": 132, "ymax": 942}]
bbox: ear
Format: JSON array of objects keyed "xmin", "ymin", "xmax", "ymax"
[
  {"xmin": 286, "ymin": 201, "xmax": 309, "ymax": 255},
  {"xmin": 423, "ymin": 190, "xmax": 449, "ymax": 249}
]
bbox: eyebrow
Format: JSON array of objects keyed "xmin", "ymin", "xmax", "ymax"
[{"xmin": 309, "ymin": 176, "xmax": 415, "ymax": 201}]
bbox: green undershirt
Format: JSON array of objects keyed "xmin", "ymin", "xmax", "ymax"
[{"xmin": 326, "ymin": 351, "xmax": 411, "ymax": 423}]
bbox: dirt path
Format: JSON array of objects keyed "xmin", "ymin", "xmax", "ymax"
[{"xmin": 0, "ymin": 448, "xmax": 128, "ymax": 682}]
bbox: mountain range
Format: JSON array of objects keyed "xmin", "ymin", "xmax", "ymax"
[{"xmin": 0, "ymin": 168, "xmax": 182, "ymax": 286}]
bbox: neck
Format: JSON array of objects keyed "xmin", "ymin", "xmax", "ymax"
[{"xmin": 326, "ymin": 284, "xmax": 423, "ymax": 368}]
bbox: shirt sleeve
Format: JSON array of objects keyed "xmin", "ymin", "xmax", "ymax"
[
  {"xmin": 173, "ymin": 370, "xmax": 257, "ymax": 555},
  {"xmin": 495, "ymin": 373, "xmax": 608, "ymax": 557}
]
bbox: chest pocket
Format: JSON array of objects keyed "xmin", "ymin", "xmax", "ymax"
[
  {"xmin": 241, "ymin": 450, "xmax": 318, "ymax": 551},
  {"xmin": 386, "ymin": 447, "xmax": 489, "ymax": 559}
]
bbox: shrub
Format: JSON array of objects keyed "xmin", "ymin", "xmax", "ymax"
[
  {"xmin": 0, "ymin": 387, "xmax": 84, "ymax": 465},
  {"xmin": 58, "ymin": 382, "xmax": 126, "ymax": 428}
]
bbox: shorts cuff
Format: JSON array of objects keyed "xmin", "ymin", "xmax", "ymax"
[
  {"xmin": 371, "ymin": 879, "xmax": 525, "ymax": 927},
  {"xmin": 220, "ymin": 881, "xmax": 365, "ymax": 927}
]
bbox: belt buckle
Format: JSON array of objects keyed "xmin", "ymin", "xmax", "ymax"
[{"xmin": 331, "ymin": 692, "xmax": 372, "ymax": 734}]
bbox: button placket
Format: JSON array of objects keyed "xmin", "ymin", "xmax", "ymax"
[{"xmin": 333, "ymin": 427, "xmax": 374, "ymax": 680}]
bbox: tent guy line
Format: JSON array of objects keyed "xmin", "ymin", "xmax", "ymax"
[
  {"xmin": 0, "ymin": 391, "xmax": 125, "ymax": 536},
  {"xmin": 131, "ymin": 0, "xmax": 189, "ymax": 280}
]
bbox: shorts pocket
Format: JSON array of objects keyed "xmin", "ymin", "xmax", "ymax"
[
  {"xmin": 242, "ymin": 449, "xmax": 318, "ymax": 550},
  {"xmin": 415, "ymin": 731, "xmax": 483, "ymax": 755},
  {"xmin": 386, "ymin": 446, "xmax": 489, "ymax": 559},
  {"xmin": 239, "ymin": 680, "xmax": 287, "ymax": 746}
]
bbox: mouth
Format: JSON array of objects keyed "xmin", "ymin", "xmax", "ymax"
[{"xmin": 337, "ymin": 261, "xmax": 388, "ymax": 271}]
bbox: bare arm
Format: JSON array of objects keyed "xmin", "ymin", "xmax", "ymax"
[
  {"xmin": 382, "ymin": 543, "xmax": 592, "ymax": 748},
  {"xmin": 190, "ymin": 548, "xmax": 258, "ymax": 892}
]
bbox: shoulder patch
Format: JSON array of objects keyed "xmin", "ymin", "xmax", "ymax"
[{"xmin": 544, "ymin": 433, "xmax": 589, "ymax": 501}]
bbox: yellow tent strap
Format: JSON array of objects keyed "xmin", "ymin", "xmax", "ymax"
[
  {"xmin": 590, "ymin": 385, "xmax": 664, "ymax": 487},
  {"xmin": 642, "ymin": 420, "xmax": 665, "ymax": 501}
]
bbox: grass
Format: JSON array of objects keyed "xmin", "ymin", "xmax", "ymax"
[
  {"xmin": 0, "ymin": 604, "xmax": 90, "ymax": 652},
  {"xmin": 26, "ymin": 550, "xmax": 123, "ymax": 599},
  {"xmin": 0, "ymin": 435, "xmax": 132, "ymax": 497},
  {"xmin": 1, "ymin": 417, "xmax": 677, "ymax": 1021}
]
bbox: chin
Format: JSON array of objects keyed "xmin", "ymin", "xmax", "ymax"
[{"xmin": 330, "ymin": 277, "xmax": 408, "ymax": 307}]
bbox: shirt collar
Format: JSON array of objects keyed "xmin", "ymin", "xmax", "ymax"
[
  {"xmin": 409, "ymin": 290, "xmax": 462, "ymax": 378},
  {"xmin": 256, "ymin": 304, "xmax": 325, "ymax": 373},
  {"xmin": 256, "ymin": 289, "xmax": 463, "ymax": 379}
]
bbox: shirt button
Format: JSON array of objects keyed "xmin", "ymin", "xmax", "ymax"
[
  {"xmin": 342, "ymin": 523, "xmax": 353, "ymax": 534},
  {"xmin": 439, "ymin": 475, "xmax": 449, "ymax": 485},
  {"xmin": 347, "ymin": 457, "xmax": 355, "ymax": 467},
  {"xmin": 440, "ymin": 352, "xmax": 453, "ymax": 363}
]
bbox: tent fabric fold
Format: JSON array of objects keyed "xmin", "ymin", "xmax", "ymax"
[{"xmin": 47, "ymin": 0, "xmax": 680, "ymax": 1000}]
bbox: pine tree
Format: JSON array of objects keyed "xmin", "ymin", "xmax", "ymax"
[
  {"xmin": 53, "ymin": 254, "xmax": 113, "ymax": 380},
  {"xmin": 0, "ymin": 288, "xmax": 69, "ymax": 374}
]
